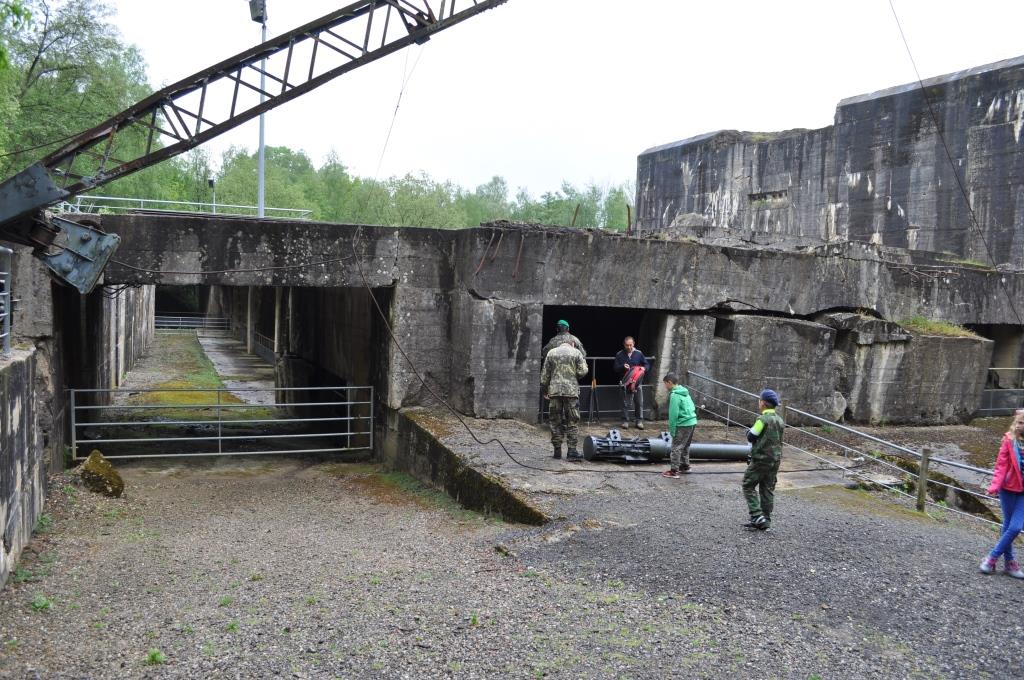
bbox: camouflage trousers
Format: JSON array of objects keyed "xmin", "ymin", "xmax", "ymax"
[
  {"xmin": 548, "ymin": 396, "xmax": 580, "ymax": 449},
  {"xmin": 742, "ymin": 455, "xmax": 780, "ymax": 522}
]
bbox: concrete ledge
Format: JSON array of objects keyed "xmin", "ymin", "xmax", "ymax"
[{"xmin": 381, "ymin": 408, "xmax": 549, "ymax": 526}]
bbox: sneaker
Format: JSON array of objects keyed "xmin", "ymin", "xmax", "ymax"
[
  {"xmin": 635, "ymin": 421, "xmax": 645, "ymax": 430},
  {"xmin": 1005, "ymin": 559, "xmax": 1024, "ymax": 579},
  {"xmin": 620, "ymin": 421, "xmax": 630, "ymax": 429},
  {"xmin": 743, "ymin": 515, "xmax": 769, "ymax": 530},
  {"xmin": 679, "ymin": 464, "xmax": 691, "ymax": 474},
  {"xmin": 980, "ymin": 556, "xmax": 998, "ymax": 574},
  {"xmin": 661, "ymin": 469, "xmax": 680, "ymax": 479}
]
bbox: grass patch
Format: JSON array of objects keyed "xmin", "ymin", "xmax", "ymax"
[
  {"xmin": 145, "ymin": 649, "xmax": 166, "ymax": 665},
  {"xmin": 31, "ymin": 593, "xmax": 53, "ymax": 611},
  {"xmin": 33, "ymin": 513, "xmax": 53, "ymax": 535},
  {"xmin": 122, "ymin": 334, "xmax": 276, "ymax": 420},
  {"xmin": 898, "ymin": 316, "xmax": 977, "ymax": 338},
  {"xmin": 936, "ymin": 253, "xmax": 994, "ymax": 270}
]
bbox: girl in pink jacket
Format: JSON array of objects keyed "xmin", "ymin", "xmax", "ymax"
[{"xmin": 980, "ymin": 414, "xmax": 1024, "ymax": 578}]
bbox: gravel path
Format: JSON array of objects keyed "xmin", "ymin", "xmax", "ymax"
[{"xmin": 0, "ymin": 456, "xmax": 1018, "ymax": 679}]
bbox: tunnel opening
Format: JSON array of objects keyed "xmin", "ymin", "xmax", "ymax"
[
  {"xmin": 154, "ymin": 284, "xmax": 209, "ymax": 315},
  {"xmin": 540, "ymin": 305, "xmax": 664, "ymax": 422}
]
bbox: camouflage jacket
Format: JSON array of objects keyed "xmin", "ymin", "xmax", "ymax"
[
  {"xmin": 541, "ymin": 344, "xmax": 589, "ymax": 397},
  {"xmin": 750, "ymin": 409, "xmax": 785, "ymax": 461},
  {"xmin": 542, "ymin": 332, "xmax": 586, "ymax": 358}
]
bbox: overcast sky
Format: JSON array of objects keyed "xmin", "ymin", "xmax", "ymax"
[{"xmin": 106, "ymin": 0, "xmax": 1024, "ymax": 197}]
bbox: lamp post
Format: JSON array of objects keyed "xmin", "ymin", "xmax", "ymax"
[
  {"xmin": 208, "ymin": 177, "xmax": 216, "ymax": 214},
  {"xmin": 248, "ymin": 0, "xmax": 267, "ymax": 218}
]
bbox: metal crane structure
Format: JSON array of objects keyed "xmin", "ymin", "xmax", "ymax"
[{"xmin": 0, "ymin": 0, "xmax": 508, "ymax": 293}]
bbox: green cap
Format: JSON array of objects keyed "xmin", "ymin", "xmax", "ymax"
[{"xmin": 557, "ymin": 319, "xmax": 569, "ymax": 328}]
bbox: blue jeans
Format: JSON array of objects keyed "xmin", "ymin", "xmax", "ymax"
[{"xmin": 990, "ymin": 489, "xmax": 1024, "ymax": 560}]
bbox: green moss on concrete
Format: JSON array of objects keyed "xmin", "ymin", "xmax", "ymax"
[{"xmin": 898, "ymin": 316, "xmax": 978, "ymax": 338}]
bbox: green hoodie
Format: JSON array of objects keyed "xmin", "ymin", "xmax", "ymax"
[{"xmin": 667, "ymin": 385, "xmax": 697, "ymax": 436}]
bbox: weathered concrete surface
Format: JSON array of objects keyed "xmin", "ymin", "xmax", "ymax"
[
  {"xmin": 393, "ymin": 408, "xmax": 851, "ymax": 522},
  {"xmin": 637, "ymin": 54, "xmax": 1024, "ymax": 264},
  {"xmin": 197, "ymin": 334, "xmax": 275, "ymax": 405},
  {"xmin": 0, "ymin": 349, "xmax": 46, "ymax": 587},
  {"xmin": 98, "ymin": 216, "xmax": 1022, "ymax": 423}
]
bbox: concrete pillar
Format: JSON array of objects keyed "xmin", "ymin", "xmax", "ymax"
[
  {"xmin": 273, "ymin": 287, "xmax": 282, "ymax": 354},
  {"xmin": 287, "ymin": 286, "xmax": 294, "ymax": 354},
  {"xmin": 246, "ymin": 286, "xmax": 255, "ymax": 355}
]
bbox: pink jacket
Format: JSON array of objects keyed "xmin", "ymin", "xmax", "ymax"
[{"xmin": 988, "ymin": 435, "xmax": 1024, "ymax": 495}]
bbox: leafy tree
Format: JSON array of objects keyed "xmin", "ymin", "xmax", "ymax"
[{"xmin": 0, "ymin": 0, "xmax": 30, "ymax": 70}]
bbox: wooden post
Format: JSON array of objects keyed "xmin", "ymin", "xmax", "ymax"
[{"xmin": 916, "ymin": 447, "xmax": 932, "ymax": 512}]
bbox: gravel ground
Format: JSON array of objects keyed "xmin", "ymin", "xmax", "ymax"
[{"xmin": 0, "ymin": 456, "xmax": 1019, "ymax": 679}]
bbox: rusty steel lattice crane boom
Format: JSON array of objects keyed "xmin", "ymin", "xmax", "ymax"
[{"xmin": 0, "ymin": 0, "xmax": 508, "ymax": 293}]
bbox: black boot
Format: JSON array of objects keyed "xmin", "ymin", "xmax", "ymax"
[
  {"xmin": 567, "ymin": 448, "xmax": 582, "ymax": 462},
  {"xmin": 552, "ymin": 444, "xmax": 562, "ymax": 459}
]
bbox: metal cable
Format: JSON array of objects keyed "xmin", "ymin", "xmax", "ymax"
[{"xmin": 887, "ymin": 0, "xmax": 1024, "ymax": 327}]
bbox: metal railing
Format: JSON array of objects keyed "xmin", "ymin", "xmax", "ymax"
[
  {"xmin": 58, "ymin": 195, "xmax": 313, "ymax": 220},
  {"xmin": 155, "ymin": 315, "xmax": 231, "ymax": 331},
  {"xmin": 538, "ymin": 356, "xmax": 658, "ymax": 423},
  {"xmin": 686, "ymin": 371, "xmax": 1001, "ymax": 527},
  {"xmin": 253, "ymin": 330, "xmax": 275, "ymax": 364},
  {"xmin": 0, "ymin": 246, "xmax": 11, "ymax": 357},
  {"xmin": 978, "ymin": 368, "xmax": 1024, "ymax": 416},
  {"xmin": 69, "ymin": 385, "xmax": 373, "ymax": 460}
]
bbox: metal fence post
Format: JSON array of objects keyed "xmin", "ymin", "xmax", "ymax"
[
  {"xmin": 69, "ymin": 389, "xmax": 78, "ymax": 462},
  {"xmin": 217, "ymin": 389, "xmax": 223, "ymax": 455},
  {"xmin": 916, "ymin": 447, "xmax": 932, "ymax": 512},
  {"xmin": 0, "ymin": 245, "xmax": 11, "ymax": 357}
]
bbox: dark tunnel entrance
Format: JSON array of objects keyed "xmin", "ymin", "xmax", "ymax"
[{"xmin": 540, "ymin": 305, "xmax": 664, "ymax": 423}]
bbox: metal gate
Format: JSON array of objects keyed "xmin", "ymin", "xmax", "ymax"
[{"xmin": 69, "ymin": 385, "xmax": 373, "ymax": 460}]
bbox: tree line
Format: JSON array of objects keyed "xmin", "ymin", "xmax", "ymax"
[{"xmin": 0, "ymin": 0, "xmax": 633, "ymax": 230}]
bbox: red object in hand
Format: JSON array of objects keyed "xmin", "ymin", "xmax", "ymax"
[{"xmin": 622, "ymin": 366, "xmax": 645, "ymax": 392}]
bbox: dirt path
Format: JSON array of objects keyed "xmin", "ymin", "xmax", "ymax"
[{"xmin": 0, "ymin": 457, "xmax": 1017, "ymax": 679}]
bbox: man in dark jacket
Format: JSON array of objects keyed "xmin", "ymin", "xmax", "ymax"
[{"xmin": 613, "ymin": 336, "xmax": 650, "ymax": 429}]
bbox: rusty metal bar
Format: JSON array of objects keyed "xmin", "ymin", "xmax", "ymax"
[{"xmin": 0, "ymin": 0, "xmax": 508, "ymax": 227}]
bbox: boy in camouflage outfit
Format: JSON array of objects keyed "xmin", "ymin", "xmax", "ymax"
[
  {"xmin": 541, "ymin": 341, "xmax": 589, "ymax": 461},
  {"xmin": 743, "ymin": 389, "xmax": 785, "ymax": 531}
]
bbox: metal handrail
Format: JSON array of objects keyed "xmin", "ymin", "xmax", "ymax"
[
  {"xmin": 58, "ymin": 195, "xmax": 312, "ymax": 219},
  {"xmin": 679, "ymin": 376, "xmax": 999, "ymax": 524},
  {"xmin": 0, "ymin": 245, "xmax": 11, "ymax": 357},
  {"xmin": 687, "ymin": 371, "xmax": 993, "ymax": 476},
  {"xmin": 155, "ymin": 315, "xmax": 230, "ymax": 330}
]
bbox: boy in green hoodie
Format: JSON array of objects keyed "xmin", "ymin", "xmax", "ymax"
[{"xmin": 662, "ymin": 373, "xmax": 697, "ymax": 478}]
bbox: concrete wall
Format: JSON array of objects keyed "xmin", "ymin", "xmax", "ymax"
[
  {"xmin": 101, "ymin": 216, "xmax": 1024, "ymax": 424},
  {"xmin": 637, "ymin": 55, "xmax": 1024, "ymax": 264},
  {"xmin": 1, "ymin": 245, "xmax": 155, "ymax": 589},
  {"xmin": 0, "ymin": 350, "xmax": 46, "ymax": 587}
]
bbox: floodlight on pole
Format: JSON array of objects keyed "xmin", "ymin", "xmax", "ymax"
[{"xmin": 248, "ymin": 1, "xmax": 267, "ymax": 218}]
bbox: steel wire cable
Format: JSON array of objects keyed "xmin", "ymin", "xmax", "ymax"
[{"xmin": 887, "ymin": 0, "xmax": 1024, "ymax": 327}]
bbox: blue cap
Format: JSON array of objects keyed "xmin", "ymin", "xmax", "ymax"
[
  {"xmin": 557, "ymin": 319, "xmax": 569, "ymax": 328},
  {"xmin": 759, "ymin": 389, "xmax": 779, "ymax": 407}
]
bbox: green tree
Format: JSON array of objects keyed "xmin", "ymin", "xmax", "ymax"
[
  {"xmin": 0, "ymin": 0, "xmax": 30, "ymax": 70},
  {"xmin": 0, "ymin": 0, "xmax": 153, "ymax": 181}
]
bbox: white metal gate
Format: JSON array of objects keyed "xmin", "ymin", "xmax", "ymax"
[{"xmin": 69, "ymin": 386, "xmax": 373, "ymax": 460}]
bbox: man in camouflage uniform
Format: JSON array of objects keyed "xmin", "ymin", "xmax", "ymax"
[
  {"xmin": 542, "ymin": 319, "xmax": 586, "ymax": 358},
  {"xmin": 541, "ymin": 340, "xmax": 589, "ymax": 461},
  {"xmin": 742, "ymin": 389, "xmax": 785, "ymax": 531}
]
